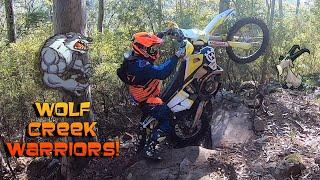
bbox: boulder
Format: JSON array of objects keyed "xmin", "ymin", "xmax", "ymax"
[
  {"xmin": 253, "ymin": 116, "xmax": 267, "ymax": 132},
  {"xmin": 125, "ymin": 146, "xmax": 219, "ymax": 180},
  {"xmin": 210, "ymin": 100, "xmax": 254, "ymax": 148}
]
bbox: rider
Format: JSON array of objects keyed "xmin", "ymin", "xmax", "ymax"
[{"xmin": 123, "ymin": 31, "xmax": 186, "ymax": 159}]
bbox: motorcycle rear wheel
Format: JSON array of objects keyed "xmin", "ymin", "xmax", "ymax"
[{"xmin": 226, "ymin": 17, "xmax": 269, "ymax": 64}]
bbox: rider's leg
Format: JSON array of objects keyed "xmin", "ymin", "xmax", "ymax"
[{"xmin": 141, "ymin": 104, "xmax": 172, "ymax": 159}]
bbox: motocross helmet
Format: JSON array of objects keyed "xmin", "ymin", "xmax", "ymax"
[{"xmin": 131, "ymin": 32, "xmax": 164, "ymax": 62}]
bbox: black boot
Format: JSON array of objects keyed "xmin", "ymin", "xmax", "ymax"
[
  {"xmin": 143, "ymin": 139, "xmax": 162, "ymax": 160},
  {"xmin": 143, "ymin": 129, "xmax": 167, "ymax": 160}
]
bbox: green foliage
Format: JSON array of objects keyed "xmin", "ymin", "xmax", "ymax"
[
  {"xmin": 24, "ymin": 8, "xmax": 50, "ymax": 29},
  {"xmin": 0, "ymin": 24, "xmax": 58, "ymax": 133}
]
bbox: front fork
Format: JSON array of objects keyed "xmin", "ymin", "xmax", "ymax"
[{"xmin": 191, "ymin": 100, "xmax": 208, "ymax": 130}]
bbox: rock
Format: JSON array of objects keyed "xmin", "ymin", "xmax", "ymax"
[
  {"xmin": 27, "ymin": 157, "xmax": 60, "ymax": 180},
  {"xmin": 315, "ymin": 156, "xmax": 320, "ymax": 166},
  {"xmin": 265, "ymin": 162, "xmax": 277, "ymax": 171},
  {"xmin": 261, "ymin": 174, "xmax": 275, "ymax": 180},
  {"xmin": 127, "ymin": 173, "xmax": 132, "ymax": 179},
  {"xmin": 251, "ymin": 162, "xmax": 265, "ymax": 173},
  {"xmin": 271, "ymin": 154, "xmax": 306, "ymax": 180},
  {"xmin": 179, "ymin": 157, "xmax": 191, "ymax": 173},
  {"xmin": 253, "ymin": 117, "xmax": 267, "ymax": 132},
  {"xmin": 239, "ymin": 81, "xmax": 258, "ymax": 90},
  {"xmin": 266, "ymin": 82, "xmax": 282, "ymax": 94},
  {"xmin": 124, "ymin": 146, "xmax": 218, "ymax": 180},
  {"xmin": 211, "ymin": 104, "xmax": 254, "ymax": 148},
  {"xmin": 14, "ymin": 162, "xmax": 26, "ymax": 172}
]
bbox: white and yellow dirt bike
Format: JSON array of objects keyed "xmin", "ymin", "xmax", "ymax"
[{"xmin": 137, "ymin": 9, "xmax": 269, "ymax": 148}]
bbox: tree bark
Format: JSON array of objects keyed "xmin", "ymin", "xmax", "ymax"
[
  {"xmin": 52, "ymin": 1, "xmax": 93, "ymax": 179},
  {"xmin": 261, "ymin": 0, "xmax": 276, "ymax": 83},
  {"xmin": 219, "ymin": 0, "xmax": 230, "ymax": 13},
  {"xmin": 157, "ymin": 0, "xmax": 163, "ymax": 30},
  {"xmin": 279, "ymin": 0, "xmax": 283, "ymax": 17},
  {"xmin": 269, "ymin": 0, "xmax": 276, "ymax": 29},
  {"xmin": 97, "ymin": 0, "xmax": 104, "ymax": 32},
  {"xmin": 4, "ymin": 0, "xmax": 16, "ymax": 43},
  {"xmin": 279, "ymin": 0, "xmax": 284, "ymax": 28},
  {"xmin": 179, "ymin": 0, "xmax": 183, "ymax": 24},
  {"xmin": 53, "ymin": 0, "xmax": 87, "ymax": 34},
  {"xmin": 296, "ymin": 0, "xmax": 300, "ymax": 16}
]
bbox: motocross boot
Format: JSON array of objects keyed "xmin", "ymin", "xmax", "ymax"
[{"xmin": 143, "ymin": 129, "xmax": 167, "ymax": 160}]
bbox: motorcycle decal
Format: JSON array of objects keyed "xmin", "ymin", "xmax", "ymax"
[
  {"xmin": 180, "ymin": 98, "xmax": 194, "ymax": 108},
  {"xmin": 167, "ymin": 90, "xmax": 189, "ymax": 108},
  {"xmin": 202, "ymin": 47, "xmax": 218, "ymax": 70},
  {"xmin": 228, "ymin": 41, "xmax": 252, "ymax": 50},
  {"xmin": 202, "ymin": 47, "xmax": 215, "ymax": 63},
  {"xmin": 184, "ymin": 54, "xmax": 204, "ymax": 79},
  {"xmin": 208, "ymin": 41, "xmax": 228, "ymax": 47},
  {"xmin": 167, "ymin": 90, "xmax": 194, "ymax": 112},
  {"xmin": 170, "ymin": 98, "xmax": 194, "ymax": 112},
  {"xmin": 193, "ymin": 58, "xmax": 201, "ymax": 63},
  {"xmin": 171, "ymin": 104, "xmax": 188, "ymax": 112},
  {"xmin": 185, "ymin": 40, "xmax": 195, "ymax": 56},
  {"xmin": 208, "ymin": 61, "xmax": 217, "ymax": 70}
]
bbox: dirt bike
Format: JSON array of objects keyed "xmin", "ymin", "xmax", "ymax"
[{"xmin": 136, "ymin": 9, "xmax": 269, "ymax": 149}]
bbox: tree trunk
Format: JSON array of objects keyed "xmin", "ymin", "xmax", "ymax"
[
  {"xmin": 261, "ymin": 0, "xmax": 276, "ymax": 83},
  {"xmin": 53, "ymin": 0, "xmax": 87, "ymax": 34},
  {"xmin": 179, "ymin": 0, "xmax": 183, "ymax": 25},
  {"xmin": 279, "ymin": 0, "xmax": 284, "ymax": 28},
  {"xmin": 97, "ymin": 0, "xmax": 104, "ymax": 32},
  {"xmin": 157, "ymin": 0, "xmax": 163, "ymax": 30},
  {"xmin": 219, "ymin": 0, "xmax": 230, "ymax": 13},
  {"xmin": 269, "ymin": 0, "xmax": 276, "ymax": 29},
  {"xmin": 52, "ymin": 1, "xmax": 93, "ymax": 179},
  {"xmin": 296, "ymin": 0, "xmax": 300, "ymax": 16},
  {"xmin": 279, "ymin": 0, "xmax": 283, "ymax": 17},
  {"xmin": 4, "ymin": 0, "xmax": 16, "ymax": 43}
]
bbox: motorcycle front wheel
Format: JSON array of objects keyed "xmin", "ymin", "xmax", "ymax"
[
  {"xmin": 226, "ymin": 17, "xmax": 269, "ymax": 64},
  {"xmin": 170, "ymin": 102, "xmax": 212, "ymax": 147}
]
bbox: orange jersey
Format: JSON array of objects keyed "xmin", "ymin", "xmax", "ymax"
[{"xmin": 129, "ymin": 79, "xmax": 162, "ymax": 104}]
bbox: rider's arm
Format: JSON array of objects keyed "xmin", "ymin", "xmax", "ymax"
[{"xmin": 142, "ymin": 55, "xmax": 179, "ymax": 80}]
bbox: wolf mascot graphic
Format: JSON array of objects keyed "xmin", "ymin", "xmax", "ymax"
[{"xmin": 40, "ymin": 32, "xmax": 92, "ymax": 96}]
